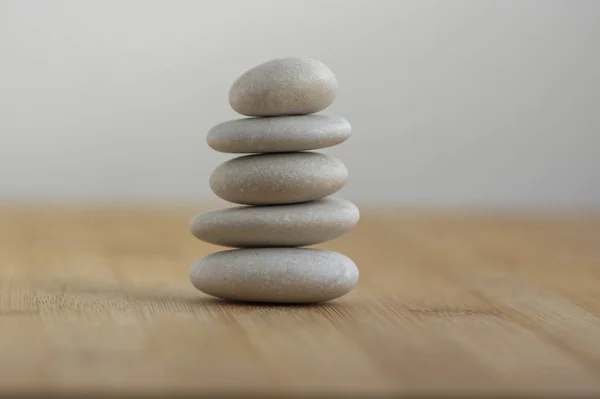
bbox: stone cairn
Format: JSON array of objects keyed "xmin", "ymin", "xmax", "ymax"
[{"xmin": 189, "ymin": 58, "xmax": 359, "ymax": 304}]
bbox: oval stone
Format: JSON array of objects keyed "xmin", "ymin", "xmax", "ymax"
[
  {"xmin": 209, "ymin": 152, "xmax": 348, "ymax": 205},
  {"xmin": 189, "ymin": 248, "xmax": 359, "ymax": 303},
  {"xmin": 228, "ymin": 58, "xmax": 337, "ymax": 117},
  {"xmin": 190, "ymin": 197, "xmax": 359, "ymax": 248},
  {"xmin": 207, "ymin": 115, "xmax": 351, "ymax": 154}
]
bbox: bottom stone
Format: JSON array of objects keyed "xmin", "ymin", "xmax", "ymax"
[{"xmin": 189, "ymin": 248, "xmax": 359, "ymax": 304}]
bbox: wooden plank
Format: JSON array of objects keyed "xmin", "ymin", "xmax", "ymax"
[{"xmin": 0, "ymin": 205, "xmax": 599, "ymax": 395}]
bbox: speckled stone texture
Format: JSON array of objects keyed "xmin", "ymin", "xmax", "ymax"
[
  {"xmin": 189, "ymin": 57, "xmax": 359, "ymax": 304},
  {"xmin": 189, "ymin": 248, "xmax": 359, "ymax": 303},
  {"xmin": 228, "ymin": 58, "xmax": 337, "ymax": 117},
  {"xmin": 209, "ymin": 152, "xmax": 348, "ymax": 206},
  {"xmin": 189, "ymin": 197, "xmax": 360, "ymax": 248},
  {"xmin": 207, "ymin": 115, "xmax": 351, "ymax": 154}
]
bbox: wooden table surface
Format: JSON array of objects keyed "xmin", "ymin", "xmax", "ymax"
[{"xmin": 1, "ymin": 203, "xmax": 599, "ymax": 396}]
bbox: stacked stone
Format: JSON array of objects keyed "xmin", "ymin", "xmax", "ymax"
[{"xmin": 189, "ymin": 58, "xmax": 359, "ymax": 304}]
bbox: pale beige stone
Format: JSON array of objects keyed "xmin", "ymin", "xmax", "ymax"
[
  {"xmin": 189, "ymin": 248, "xmax": 359, "ymax": 303},
  {"xmin": 190, "ymin": 197, "xmax": 359, "ymax": 248},
  {"xmin": 209, "ymin": 152, "xmax": 348, "ymax": 205},
  {"xmin": 228, "ymin": 58, "xmax": 337, "ymax": 117},
  {"xmin": 207, "ymin": 114, "xmax": 351, "ymax": 154}
]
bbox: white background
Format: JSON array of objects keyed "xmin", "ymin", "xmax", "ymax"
[{"xmin": 1, "ymin": 0, "xmax": 599, "ymax": 209}]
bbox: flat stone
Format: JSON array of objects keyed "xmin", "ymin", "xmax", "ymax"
[
  {"xmin": 207, "ymin": 115, "xmax": 351, "ymax": 154},
  {"xmin": 210, "ymin": 152, "xmax": 348, "ymax": 205},
  {"xmin": 189, "ymin": 248, "xmax": 359, "ymax": 303},
  {"xmin": 229, "ymin": 58, "xmax": 337, "ymax": 117},
  {"xmin": 190, "ymin": 197, "xmax": 360, "ymax": 248}
]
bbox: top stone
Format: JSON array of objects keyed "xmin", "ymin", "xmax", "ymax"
[{"xmin": 228, "ymin": 58, "xmax": 338, "ymax": 117}]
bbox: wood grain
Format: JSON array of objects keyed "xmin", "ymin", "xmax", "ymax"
[{"xmin": 0, "ymin": 203, "xmax": 599, "ymax": 396}]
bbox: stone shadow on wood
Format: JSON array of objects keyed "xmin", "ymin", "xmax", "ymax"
[{"xmin": 195, "ymin": 296, "xmax": 345, "ymax": 310}]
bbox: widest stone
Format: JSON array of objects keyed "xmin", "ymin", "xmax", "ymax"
[
  {"xmin": 209, "ymin": 152, "xmax": 348, "ymax": 205},
  {"xmin": 189, "ymin": 248, "xmax": 359, "ymax": 303},
  {"xmin": 228, "ymin": 58, "xmax": 337, "ymax": 117},
  {"xmin": 207, "ymin": 115, "xmax": 351, "ymax": 154},
  {"xmin": 190, "ymin": 197, "xmax": 359, "ymax": 248}
]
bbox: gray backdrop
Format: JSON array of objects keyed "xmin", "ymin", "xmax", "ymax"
[{"xmin": 1, "ymin": 0, "xmax": 599, "ymax": 209}]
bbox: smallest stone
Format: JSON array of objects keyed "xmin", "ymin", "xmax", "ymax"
[{"xmin": 228, "ymin": 58, "xmax": 338, "ymax": 117}]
